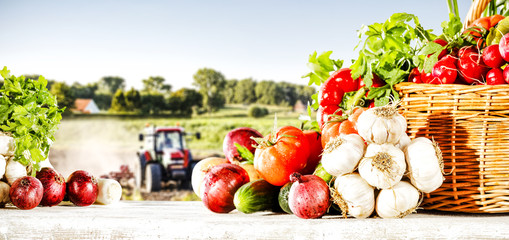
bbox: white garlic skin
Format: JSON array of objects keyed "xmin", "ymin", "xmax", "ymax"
[
  {"xmin": 334, "ymin": 173, "xmax": 375, "ymax": 219},
  {"xmin": 321, "ymin": 134, "xmax": 365, "ymax": 176},
  {"xmin": 356, "ymin": 106, "xmax": 407, "ymax": 144},
  {"xmin": 95, "ymin": 178, "xmax": 122, "ymax": 205},
  {"xmin": 5, "ymin": 158, "xmax": 27, "ymax": 185},
  {"xmin": 376, "ymin": 181, "xmax": 420, "ymax": 219},
  {"xmin": 358, "ymin": 143, "xmax": 406, "ymax": 189},
  {"xmin": 0, "ymin": 181, "xmax": 9, "ymax": 206},
  {"xmin": 0, "ymin": 134, "xmax": 15, "ymax": 156},
  {"xmin": 396, "ymin": 133, "xmax": 411, "ymax": 151},
  {"xmin": 405, "ymin": 137, "xmax": 444, "ymax": 193}
]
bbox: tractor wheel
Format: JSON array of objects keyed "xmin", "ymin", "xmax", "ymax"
[
  {"xmin": 134, "ymin": 156, "xmax": 144, "ymax": 189},
  {"xmin": 144, "ymin": 163, "xmax": 162, "ymax": 192}
]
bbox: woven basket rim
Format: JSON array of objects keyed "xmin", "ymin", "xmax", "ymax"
[{"xmin": 395, "ymin": 82, "xmax": 509, "ymax": 91}]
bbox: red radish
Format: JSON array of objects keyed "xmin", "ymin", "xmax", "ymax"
[
  {"xmin": 420, "ymin": 70, "xmax": 433, "ymax": 84},
  {"xmin": 201, "ymin": 163, "xmax": 249, "ymax": 213},
  {"xmin": 499, "ymin": 33, "xmax": 509, "ymax": 62},
  {"xmin": 504, "ymin": 67, "xmax": 509, "ymax": 84},
  {"xmin": 317, "ymin": 105, "xmax": 342, "ymax": 129},
  {"xmin": 482, "ymin": 45, "xmax": 505, "ymax": 68},
  {"xmin": 288, "ymin": 172, "xmax": 330, "ymax": 219},
  {"xmin": 408, "ymin": 68, "xmax": 422, "ymax": 83},
  {"xmin": 222, "ymin": 127, "xmax": 263, "ymax": 163},
  {"xmin": 486, "ymin": 68, "xmax": 506, "ymax": 85},
  {"xmin": 458, "ymin": 46, "xmax": 489, "ymax": 84},
  {"xmin": 359, "ymin": 73, "xmax": 385, "ymax": 88},
  {"xmin": 9, "ymin": 176, "xmax": 43, "ymax": 210},
  {"xmin": 67, "ymin": 170, "xmax": 98, "ymax": 207},
  {"xmin": 36, "ymin": 167, "xmax": 66, "ymax": 207},
  {"xmin": 431, "ymin": 56, "xmax": 457, "ymax": 84}
]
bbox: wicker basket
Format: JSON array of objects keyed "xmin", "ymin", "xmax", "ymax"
[{"xmin": 396, "ymin": 83, "xmax": 509, "ymax": 213}]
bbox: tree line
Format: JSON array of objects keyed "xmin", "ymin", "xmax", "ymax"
[{"xmin": 26, "ymin": 68, "xmax": 315, "ymax": 116}]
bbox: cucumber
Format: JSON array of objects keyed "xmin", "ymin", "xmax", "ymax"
[
  {"xmin": 278, "ymin": 181, "xmax": 293, "ymax": 214},
  {"xmin": 313, "ymin": 162, "xmax": 333, "ymax": 184},
  {"xmin": 233, "ymin": 179, "xmax": 279, "ymax": 214}
]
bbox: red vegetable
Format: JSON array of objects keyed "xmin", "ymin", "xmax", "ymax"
[
  {"xmin": 222, "ymin": 127, "xmax": 263, "ymax": 163},
  {"xmin": 457, "ymin": 46, "xmax": 489, "ymax": 84},
  {"xmin": 201, "ymin": 163, "xmax": 249, "ymax": 213},
  {"xmin": 301, "ymin": 130, "xmax": 323, "ymax": 174},
  {"xmin": 431, "ymin": 56, "xmax": 457, "ymax": 84},
  {"xmin": 482, "ymin": 44, "xmax": 505, "ymax": 68},
  {"xmin": 36, "ymin": 167, "xmax": 66, "ymax": 207},
  {"xmin": 486, "ymin": 68, "xmax": 506, "ymax": 85},
  {"xmin": 9, "ymin": 176, "xmax": 44, "ymax": 210},
  {"xmin": 499, "ymin": 33, "xmax": 509, "ymax": 62},
  {"xmin": 408, "ymin": 67, "xmax": 422, "ymax": 83},
  {"xmin": 288, "ymin": 173, "xmax": 330, "ymax": 219},
  {"xmin": 321, "ymin": 118, "xmax": 357, "ymax": 148},
  {"xmin": 254, "ymin": 126, "xmax": 310, "ymax": 186},
  {"xmin": 316, "ymin": 105, "xmax": 342, "ymax": 130},
  {"xmin": 431, "ymin": 39, "xmax": 448, "ymax": 60},
  {"xmin": 504, "ymin": 67, "xmax": 509, "ymax": 84},
  {"xmin": 67, "ymin": 170, "xmax": 98, "ymax": 207}
]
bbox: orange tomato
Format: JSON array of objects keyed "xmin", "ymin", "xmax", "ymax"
[
  {"xmin": 321, "ymin": 119, "xmax": 358, "ymax": 148},
  {"xmin": 253, "ymin": 126, "xmax": 310, "ymax": 186}
]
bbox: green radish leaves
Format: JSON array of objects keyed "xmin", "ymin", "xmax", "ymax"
[
  {"xmin": 351, "ymin": 13, "xmax": 434, "ymax": 106},
  {"xmin": 0, "ymin": 67, "xmax": 64, "ymax": 173}
]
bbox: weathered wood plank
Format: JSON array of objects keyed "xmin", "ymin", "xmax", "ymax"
[{"xmin": 1, "ymin": 201, "xmax": 508, "ymax": 239}]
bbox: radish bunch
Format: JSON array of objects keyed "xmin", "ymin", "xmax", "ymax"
[{"xmin": 411, "ymin": 32, "xmax": 509, "ymax": 85}]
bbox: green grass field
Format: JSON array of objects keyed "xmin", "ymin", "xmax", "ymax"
[{"xmin": 52, "ymin": 104, "xmax": 310, "ymax": 159}]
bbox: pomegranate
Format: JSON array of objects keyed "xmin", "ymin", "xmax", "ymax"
[
  {"xmin": 201, "ymin": 163, "xmax": 249, "ymax": 213},
  {"xmin": 9, "ymin": 176, "xmax": 44, "ymax": 210},
  {"xmin": 36, "ymin": 167, "xmax": 66, "ymax": 207},
  {"xmin": 288, "ymin": 172, "xmax": 330, "ymax": 219},
  {"xmin": 67, "ymin": 170, "xmax": 98, "ymax": 206},
  {"xmin": 222, "ymin": 127, "xmax": 263, "ymax": 163}
]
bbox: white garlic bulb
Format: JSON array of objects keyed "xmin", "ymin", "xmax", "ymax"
[
  {"xmin": 405, "ymin": 137, "xmax": 444, "ymax": 193},
  {"xmin": 358, "ymin": 143, "xmax": 406, "ymax": 189},
  {"xmin": 356, "ymin": 105, "xmax": 407, "ymax": 144},
  {"xmin": 5, "ymin": 157, "xmax": 27, "ymax": 185},
  {"xmin": 0, "ymin": 133, "xmax": 15, "ymax": 156},
  {"xmin": 332, "ymin": 173, "xmax": 375, "ymax": 219},
  {"xmin": 321, "ymin": 134, "xmax": 365, "ymax": 176},
  {"xmin": 396, "ymin": 133, "xmax": 411, "ymax": 151},
  {"xmin": 376, "ymin": 181, "xmax": 420, "ymax": 218}
]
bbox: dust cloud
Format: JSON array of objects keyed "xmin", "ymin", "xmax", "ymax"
[{"xmin": 49, "ymin": 118, "xmax": 144, "ymax": 179}]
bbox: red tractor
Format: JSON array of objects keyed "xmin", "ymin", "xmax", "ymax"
[{"xmin": 136, "ymin": 125, "xmax": 200, "ymax": 192}]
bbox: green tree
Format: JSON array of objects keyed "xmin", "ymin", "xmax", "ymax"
[
  {"xmin": 255, "ymin": 80, "xmax": 281, "ymax": 105},
  {"xmin": 277, "ymin": 82, "xmax": 298, "ymax": 106},
  {"xmin": 71, "ymin": 82, "xmax": 97, "ymax": 99},
  {"xmin": 234, "ymin": 78, "xmax": 257, "ymax": 105},
  {"xmin": 97, "ymin": 76, "xmax": 125, "ymax": 95},
  {"xmin": 94, "ymin": 93, "xmax": 112, "ymax": 111},
  {"xmin": 142, "ymin": 76, "xmax": 171, "ymax": 94},
  {"xmin": 125, "ymin": 87, "xmax": 141, "ymax": 112},
  {"xmin": 223, "ymin": 79, "xmax": 237, "ymax": 104},
  {"xmin": 193, "ymin": 68, "xmax": 226, "ymax": 113},
  {"xmin": 50, "ymin": 82, "xmax": 75, "ymax": 114},
  {"xmin": 110, "ymin": 89, "xmax": 127, "ymax": 112},
  {"xmin": 168, "ymin": 88, "xmax": 203, "ymax": 115},
  {"xmin": 140, "ymin": 94, "xmax": 165, "ymax": 114}
]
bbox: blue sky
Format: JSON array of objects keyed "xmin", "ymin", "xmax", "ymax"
[{"xmin": 0, "ymin": 0, "xmax": 471, "ymax": 90}]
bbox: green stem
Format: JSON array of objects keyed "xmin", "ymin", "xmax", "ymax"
[
  {"xmin": 453, "ymin": 0, "xmax": 459, "ymax": 18},
  {"xmin": 447, "ymin": 0, "xmax": 454, "ymax": 15}
]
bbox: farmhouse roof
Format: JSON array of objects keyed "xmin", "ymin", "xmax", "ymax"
[{"xmin": 74, "ymin": 98, "xmax": 93, "ymax": 112}]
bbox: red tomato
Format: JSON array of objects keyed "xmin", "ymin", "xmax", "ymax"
[
  {"xmin": 301, "ymin": 130, "xmax": 323, "ymax": 174},
  {"xmin": 253, "ymin": 126, "xmax": 310, "ymax": 186},
  {"xmin": 321, "ymin": 119, "xmax": 358, "ymax": 148},
  {"xmin": 317, "ymin": 105, "xmax": 342, "ymax": 129},
  {"xmin": 348, "ymin": 107, "xmax": 368, "ymax": 126},
  {"xmin": 318, "ymin": 74, "xmax": 345, "ymax": 107}
]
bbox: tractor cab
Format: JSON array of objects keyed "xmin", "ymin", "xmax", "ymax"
[{"xmin": 137, "ymin": 125, "xmax": 200, "ymax": 192}]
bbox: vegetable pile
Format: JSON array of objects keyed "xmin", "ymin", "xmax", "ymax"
[
  {"xmin": 0, "ymin": 67, "xmax": 122, "ymax": 209},
  {"xmin": 193, "ymin": 3, "xmax": 509, "ymax": 219}
]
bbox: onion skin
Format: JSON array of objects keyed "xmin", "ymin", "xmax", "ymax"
[
  {"xmin": 288, "ymin": 173, "xmax": 330, "ymax": 219},
  {"xmin": 201, "ymin": 163, "xmax": 250, "ymax": 213},
  {"xmin": 67, "ymin": 170, "xmax": 99, "ymax": 207},
  {"xmin": 36, "ymin": 167, "xmax": 66, "ymax": 207},
  {"xmin": 9, "ymin": 176, "xmax": 44, "ymax": 210},
  {"xmin": 222, "ymin": 127, "xmax": 263, "ymax": 163}
]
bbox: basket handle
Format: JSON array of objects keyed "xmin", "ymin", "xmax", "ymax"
[{"xmin": 463, "ymin": 0, "xmax": 492, "ymax": 29}]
